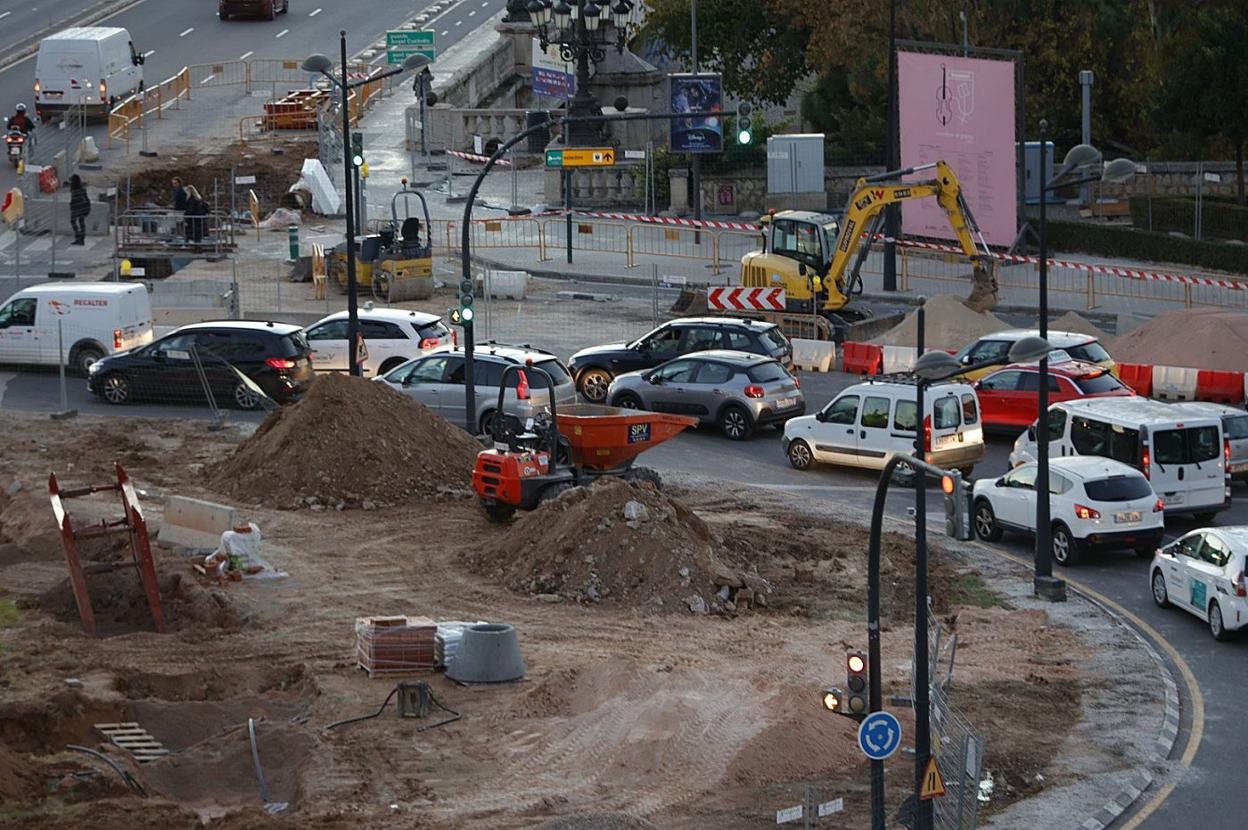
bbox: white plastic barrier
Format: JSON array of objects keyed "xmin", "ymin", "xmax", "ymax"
[
  {"xmin": 158, "ymin": 496, "xmax": 241, "ymax": 551},
  {"xmin": 791, "ymin": 338, "xmax": 836, "ymax": 373},
  {"xmin": 1151, "ymin": 365, "xmax": 1199, "ymax": 401},
  {"xmin": 882, "ymin": 345, "xmax": 919, "ymax": 375},
  {"xmin": 483, "ymin": 269, "xmax": 528, "ymax": 300}
]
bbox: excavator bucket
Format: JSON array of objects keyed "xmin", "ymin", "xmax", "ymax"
[
  {"xmin": 963, "ymin": 261, "xmax": 1000, "ymax": 313},
  {"xmin": 669, "ymin": 286, "xmax": 708, "ymax": 315}
]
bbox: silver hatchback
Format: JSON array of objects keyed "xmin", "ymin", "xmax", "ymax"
[
  {"xmin": 606, "ymin": 350, "xmax": 804, "ymax": 440},
  {"xmin": 374, "ymin": 343, "xmax": 577, "ymax": 434}
]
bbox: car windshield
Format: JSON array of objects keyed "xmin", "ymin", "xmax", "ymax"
[
  {"xmin": 1075, "ymin": 372, "xmax": 1124, "ymax": 394},
  {"xmin": 1225, "ymin": 414, "xmax": 1248, "ymax": 440},
  {"xmin": 1083, "ymin": 476, "xmax": 1152, "ymax": 502},
  {"xmin": 278, "ymin": 331, "xmax": 309, "ymax": 357},
  {"xmin": 748, "ymin": 361, "xmax": 788, "ymax": 383},
  {"xmin": 533, "ymin": 358, "xmax": 571, "ymax": 386},
  {"xmin": 1066, "ymin": 341, "xmax": 1111, "ymax": 363},
  {"xmin": 1154, "ymin": 426, "xmax": 1221, "ymax": 465},
  {"xmin": 763, "ymin": 327, "xmax": 789, "ymax": 354}
]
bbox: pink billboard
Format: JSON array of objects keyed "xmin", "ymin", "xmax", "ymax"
[{"xmin": 897, "ymin": 51, "xmax": 1017, "ymax": 248}]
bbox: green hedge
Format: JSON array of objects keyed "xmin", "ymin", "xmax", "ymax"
[
  {"xmin": 1039, "ymin": 219, "xmax": 1248, "ymax": 275},
  {"xmin": 1129, "ymin": 196, "xmax": 1248, "ymax": 242}
]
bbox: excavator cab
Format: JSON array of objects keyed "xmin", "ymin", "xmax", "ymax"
[{"xmin": 743, "ymin": 211, "xmax": 843, "ymax": 313}]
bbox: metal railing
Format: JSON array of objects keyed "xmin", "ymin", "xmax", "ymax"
[{"xmin": 115, "ymin": 208, "xmax": 237, "ymax": 257}]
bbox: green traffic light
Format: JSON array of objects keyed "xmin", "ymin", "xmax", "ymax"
[
  {"xmin": 352, "ymin": 154, "xmax": 364, "ymax": 167},
  {"xmin": 737, "ymin": 127, "xmax": 752, "ymax": 145},
  {"xmin": 460, "ymin": 306, "xmax": 474, "ymax": 322}
]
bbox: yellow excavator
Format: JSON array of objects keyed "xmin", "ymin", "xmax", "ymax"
[{"xmin": 737, "ymin": 160, "xmax": 998, "ymax": 337}]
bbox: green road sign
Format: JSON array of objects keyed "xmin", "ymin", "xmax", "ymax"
[
  {"xmin": 545, "ymin": 149, "xmax": 563, "ymax": 167},
  {"xmin": 386, "ymin": 30, "xmax": 436, "ymax": 65}
]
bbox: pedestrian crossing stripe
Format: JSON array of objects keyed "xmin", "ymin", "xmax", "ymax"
[{"xmin": 920, "ymin": 755, "xmax": 946, "ymax": 799}]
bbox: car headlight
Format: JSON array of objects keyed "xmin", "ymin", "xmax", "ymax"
[{"xmin": 88, "ymin": 362, "xmax": 102, "ymax": 374}]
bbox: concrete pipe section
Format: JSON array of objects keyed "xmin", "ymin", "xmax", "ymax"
[{"xmin": 446, "ymin": 623, "xmax": 526, "ymax": 683}]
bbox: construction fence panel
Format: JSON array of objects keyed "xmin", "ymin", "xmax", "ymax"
[
  {"xmin": 929, "ymin": 681, "xmax": 985, "ymax": 830},
  {"xmin": 247, "ymin": 58, "xmax": 310, "ymax": 88},
  {"xmin": 186, "ymin": 60, "xmax": 249, "ymax": 90}
]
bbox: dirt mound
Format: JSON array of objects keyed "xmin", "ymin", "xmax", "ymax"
[
  {"xmin": 1050, "ymin": 311, "xmax": 1108, "ymax": 340},
  {"xmin": 0, "ymin": 483, "xmax": 61, "ymax": 560},
  {"xmin": 1109, "ymin": 308, "xmax": 1248, "ymax": 371},
  {"xmin": 39, "ymin": 570, "xmax": 246, "ymax": 637},
  {"xmin": 467, "ymin": 478, "xmax": 759, "ymax": 613},
  {"xmin": 724, "ymin": 686, "xmax": 862, "ymax": 787},
  {"xmin": 535, "ymin": 814, "xmax": 662, "ymax": 830},
  {"xmin": 209, "ymin": 373, "xmax": 482, "ymax": 509},
  {"xmin": 872, "ymin": 293, "xmax": 1009, "ymax": 350},
  {"xmin": 0, "ymin": 744, "xmax": 44, "ymax": 803}
]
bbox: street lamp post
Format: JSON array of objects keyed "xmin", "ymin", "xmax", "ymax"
[
  {"xmin": 864, "ymin": 337, "xmax": 1050, "ymax": 830},
  {"xmin": 1033, "ymin": 127, "xmax": 1136, "ymax": 600},
  {"xmin": 302, "ymin": 40, "xmax": 430, "ymax": 376},
  {"xmin": 882, "ymin": 0, "xmax": 899, "ymax": 292},
  {"xmin": 528, "ymin": 0, "xmax": 634, "ymax": 147}
]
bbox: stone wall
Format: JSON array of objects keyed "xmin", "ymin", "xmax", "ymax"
[{"xmin": 669, "ymin": 165, "xmax": 888, "ymax": 217}]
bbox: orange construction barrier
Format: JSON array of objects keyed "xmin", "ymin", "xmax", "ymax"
[
  {"xmin": 1196, "ymin": 370, "xmax": 1245, "ymax": 404},
  {"xmin": 1116, "ymin": 363, "xmax": 1154, "ymax": 397},
  {"xmin": 841, "ymin": 342, "xmax": 883, "ymax": 375}
]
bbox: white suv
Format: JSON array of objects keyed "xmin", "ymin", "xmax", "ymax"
[
  {"xmin": 1151, "ymin": 526, "xmax": 1248, "ymax": 640},
  {"xmin": 303, "ymin": 307, "xmax": 453, "ymax": 377},
  {"xmin": 972, "ymin": 456, "xmax": 1165, "ymax": 566}
]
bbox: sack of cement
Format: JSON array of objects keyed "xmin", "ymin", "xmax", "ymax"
[
  {"xmin": 259, "ymin": 207, "xmax": 302, "ymax": 230},
  {"xmin": 435, "ymin": 620, "xmax": 487, "ymax": 667}
]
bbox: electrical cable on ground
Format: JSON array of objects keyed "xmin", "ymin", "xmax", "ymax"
[
  {"xmin": 323, "ymin": 682, "xmax": 462, "ymax": 732},
  {"xmin": 64, "ymin": 744, "xmax": 146, "ymax": 796}
]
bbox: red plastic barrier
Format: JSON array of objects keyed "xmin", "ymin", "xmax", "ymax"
[
  {"xmin": 842, "ymin": 341, "xmax": 883, "ymax": 375},
  {"xmin": 1116, "ymin": 363, "xmax": 1154, "ymax": 397},
  {"xmin": 1196, "ymin": 370, "xmax": 1245, "ymax": 404}
]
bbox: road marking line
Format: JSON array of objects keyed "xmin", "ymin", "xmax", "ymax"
[
  {"xmin": 309, "ymin": 6, "xmax": 322, "ymax": 15},
  {"xmin": 200, "ymin": 74, "xmax": 216, "ymax": 85},
  {"xmin": 468, "ymin": 9, "xmax": 476, "ymax": 15},
  {"xmin": 455, "ymin": 19, "xmax": 462, "ymax": 25},
  {"xmin": 239, "ymin": 50, "xmax": 254, "ymax": 60},
  {"xmin": 143, "ymin": 50, "xmax": 155, "ymax": 58},
  {"xmin": 275, "ymin": 28, "xmax": 289, "ymax": 38},
  {"xmin": 481, "ymin": 1, "xmax": 488, "ymax": 5},
  {"xmin": 0, "ymin": 12, "xmax": 11, "ymax": 20},
  {"xmin": 179, "ymin": 27, "xmax": 194, "ymax": 37},
  {"xmin": 988, "ymin": 547, "xmax": 1205, "ymax": 830},
  {"xmin": 441, "ymin": 29, "xmax": 449, "ymax": 35}
]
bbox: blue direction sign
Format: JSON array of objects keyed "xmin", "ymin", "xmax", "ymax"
[{"xmin": 857, "ymin": 711, "xmax": 902, "ymax": 761}]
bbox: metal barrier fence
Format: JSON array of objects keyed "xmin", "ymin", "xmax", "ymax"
[
  {"xmin": 107, "ymin": 68, "xmax": 190, "ymax": 149},
  {"xmin": 929, "ymin": 681, "xmax": 985, "ymax": 830}
]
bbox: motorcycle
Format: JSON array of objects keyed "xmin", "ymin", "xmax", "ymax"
[{"xmin": 5, "ymin": 130, "xmax": 26, "ymax": 167}]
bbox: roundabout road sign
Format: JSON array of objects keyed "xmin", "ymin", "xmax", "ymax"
[{"xmin": 857, "ymin": 711, "xmax": 902, "ymax": 761}]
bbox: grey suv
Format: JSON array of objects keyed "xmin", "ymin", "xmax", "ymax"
[
  {"xmin": 374, "ymin": 342, "xmax": 576, "ymax": 434},
  {"xmin": 606, "ymin": 350, "xmax": 804, "ymax": 440}
]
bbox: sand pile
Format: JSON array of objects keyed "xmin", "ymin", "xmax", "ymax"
[
  {"xmin": 209, "ymin": 373, "xmax": 482, "ymax": 509},
  {"xmin": 1109, "ymin": 308, "xmax": 1248, "ymax": 371},
  {"xmin": 467, "ymin": 479, "xmax": 768, "ymax": 614},
  {"xmin": 872, "ymin": 293, "xmax": 1009, "ymax": 350},
  {"xmin": 1050, "ymin": 311, "xmax": 1108, "ymax": 340}
]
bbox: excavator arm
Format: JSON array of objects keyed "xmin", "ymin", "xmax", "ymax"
[{"xmin": 821, "ymin": 160, "xmax": 998, "ymax": 312}]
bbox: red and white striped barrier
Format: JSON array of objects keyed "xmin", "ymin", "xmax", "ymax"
[
  {"xmin": 446, "ymin": 149, "xmax": 511, "ymax": 166},
  {"xmin": 577, "ymin": 211, "xmax": 763, "ymax": 232},
  {"xmin": 707, "ymin": 287, "xmax": 786, "ymax": 311}
]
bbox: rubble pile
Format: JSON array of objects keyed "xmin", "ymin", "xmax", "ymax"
[
  {"xmin": 209, "ymin": 373, "xmax": 482, "ymax": 509},
  {"xmin": 872, "ymin": 293, "xmax": 1009, "ymax": 351},
  {"xmin": 467, "ymin": 478, "xmax": 770, "ymax": 614},
  {"xmin": 1110, "ymin": 308, "xmax": 1248, "ymax": 371}
]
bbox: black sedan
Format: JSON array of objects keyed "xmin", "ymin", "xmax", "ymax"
[
  {"xmin": 88, "ymin": 321, "xmax": 314, "ymax": 410},
  {"xmin": 568, "ymin": 316, "xmax": 792, "ymax": 403}
]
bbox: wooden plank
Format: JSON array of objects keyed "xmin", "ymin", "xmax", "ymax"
[{"xmin": 94, "ymin": 723, "xmax": 142, "ymax": 730}]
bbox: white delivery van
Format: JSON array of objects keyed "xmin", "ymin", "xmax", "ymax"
[
  {"xmin": 0, "ymin": 283, "xmax": 154, "ymax": 374},
  {"xmin": 34, "ymin": 27, "xmax": 145, "ymax": 121},
  {"xmin": 783, "ymin": 378, "xmax": 986, "ymax": 475},
  {"xmin": 1011, "ymin": 397, "xmax": 1231, "ymax": 520}
]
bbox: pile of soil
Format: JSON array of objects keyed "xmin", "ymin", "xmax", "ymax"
[
  {"xmin": 0, "ymin": 743, "xmax": 43, "ymax": 803},
  {"xmin": 209, "ymin": 374, "xmax": 482, "ymax": 509},
  {"xmin": 872, "ymin": 293, "xmax": 1009, "ymax": 350},
  {"xmin": 1050, "ymin": 311, "xmax": 1108, "ymax": 340},
  {"xmin": 536, "ymin": 815, "xmax": 661, "ymax": 830},
  {"xmin": 0, "ymin": 483, "xmax": 60, "ymax": 561},
  {"xmin": 723, "ymin": 686, "xmax": 862, "ymax": 787},
  {"xmin": 38, "ymin": 569, "xmax": 246, "ymax": 637},
  {"xmin": 1109, "ymin": 308, "xmax": 1248, "ymax": 371},
  {"xmin": 466, "ymin": 478, "xmax": 763, "ymax": 614}
]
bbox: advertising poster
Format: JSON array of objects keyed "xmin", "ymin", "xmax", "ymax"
[
  {"xmin": 897, "ymin": 51, "xmax": 1018, "ymax": 247},
  {"xmin": 531, "ymin": 39, "xmax": 574, "ymax": 99},
  {"xmin": 669, "ymin": 74, "xmax": 723, "ymax": 153}
]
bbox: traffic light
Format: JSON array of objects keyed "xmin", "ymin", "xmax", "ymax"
[
  {"xmin": 942, "ymin": 470, "xmax": 973, "ymax": 541},
  {"xmin": 846, "ymin": 650, "xmax": 868, "ymax": 719},
  {"xmin": 351, "ymin": 132, "xmax": 364, "ymax": 167},
  {"xmin": 821, "ymin": 687, "xmax": 844, "ymax": 713},
  {"xmin": 458, "ymin": 278, "xmax": 475, "ymax": 324},
  {"xmin": 735, "ymin": 101, "xmax": 753, "ymax": 145}
]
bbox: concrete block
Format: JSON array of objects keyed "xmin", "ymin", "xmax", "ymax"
[
  {"xmin": 882, "ymin": 345, "xmax": 919, "ymax": 375},
  {"xmin": 485, "ymin": 270, "xmax": 528, "ymax": 300},
  {"xmin": 158, "ymin": 496, "xmax": 240, "ymax": 551},
  {"xmin": 791, "ymin": 338, "xmax": 835, "ymax": 373},
  {"xmin": 1151, "ymin": 365, "xmax": 1198, "ymax": 401},
  {"xmin": 446, "ymin": 623, "xmax": 526, "ymax": 683}
]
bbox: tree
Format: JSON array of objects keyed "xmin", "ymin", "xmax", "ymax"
[{"xmin": 1155, "ymin": 6, "xmax": 1248, "ymax": 203}]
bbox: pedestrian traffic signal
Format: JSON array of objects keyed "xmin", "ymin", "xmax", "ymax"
[
  {"xmin": 351, "ymin": 132, "xmax": 364, "ymax": 167},
  {"xmin": 846, "ymin": 650, "xmax": 868, "ymax": 719},
  {"xmin": 735, "ymin": 101, "xmax": 753, "ymax": 145},
  {"xmin": 942, "ymin": 471, "xmax": 972, "ymax": 541}
]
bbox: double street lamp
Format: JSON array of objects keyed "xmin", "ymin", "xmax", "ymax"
[
  {"xmin": 302, "ymin": 37, "xmax": 430, "ymax": 376},
  {"xmin": 526, "ymin": 0, "xmax": 634, "ymax": 146},
  {"xmin": 1033, "ymin": 122, "xmax": 1138, "ymax": 599}
]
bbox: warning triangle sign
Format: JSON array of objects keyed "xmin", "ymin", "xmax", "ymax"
[{"xmin": 920, "ymin": 756, "xmax": 947, "ymax": 800}]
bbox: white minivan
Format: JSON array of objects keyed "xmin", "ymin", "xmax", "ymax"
[
  {"xmin": 34, "ymin": 27, "xmax": 146, "ymax": 121},
  {"xmin": 1011, "ymin": 397, "xmax": 1231, "ymax": 520},
  {"xmin": 783, "ymin": 378, "xmax": 986, "ymax": 475},
  {"xmin": 0, "ymin": 283, "xmax": 154, "ymax": 374}
]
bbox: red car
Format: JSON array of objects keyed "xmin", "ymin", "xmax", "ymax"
[
  {"xmin": 219, "ymin": 0, "xmax": 288, "ymax": 20},
  {"xmin": 974, "ymin": 360, "xmax": 1134, "ymax": 430}
]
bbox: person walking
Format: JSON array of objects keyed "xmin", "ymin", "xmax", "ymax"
[
  {"xmin": 68, "ymin": 175, "xmax": 90, "ymax": 245},
  {"xmin": 184, "ymin": 184, "xmax": 209, "ymax": 243},
  {"xmin": 170, "ymin": 177, "xmax": 188, "ymax": 211}
]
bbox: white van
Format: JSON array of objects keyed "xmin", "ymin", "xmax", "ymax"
[
  {"xmin": 1011, "ymin": 397, "xmax": 1230, "ymax": 520},
  {"xmin": 0, "ymin": 283, "xmax": 154, "ymax": 374},
  {"xmin": 34, "ymin": 27, "xmax": 145, "ymax": 120},
  {"xmin": 783, "ymin": 378, "xmax": 986, "ymax": 474}
]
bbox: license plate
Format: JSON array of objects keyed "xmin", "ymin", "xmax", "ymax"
[
  {"xmin": 1114, "ymin": 511, "xmax": 1141, "ymax": 524},
  {"xmin": 776, "ymin": 397, "xmax": 795, "ymax": 409},
  {"xmin": 1231, "ymin": 463, "xmax": 1248, "ymax": 473},
  {"xmin": 1166, "ymin": 493, "xmax": 1184, "ymax": 505}
]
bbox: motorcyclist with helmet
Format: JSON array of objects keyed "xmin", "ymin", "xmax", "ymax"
[{"xmin": 6, "ymin": 103, "xmax": 35, "ymax": 136}]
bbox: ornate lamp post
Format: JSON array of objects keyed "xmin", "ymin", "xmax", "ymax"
[{"xmin": 526, "ymin": 0, "xmax": 634, "ymax": 145}]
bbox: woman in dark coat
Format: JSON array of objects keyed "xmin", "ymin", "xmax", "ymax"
[
  {"xmin": 184, "ymin": 184, "xmax": 210, "ymax": 243},
  {"xmin": 68, "ymin": 174, "xmax": 90, "ymax": 245}
]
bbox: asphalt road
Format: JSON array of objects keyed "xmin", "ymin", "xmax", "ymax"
[
  {"xmin": 0, "ymin": 364, "xmax": 1245, "ymax": 826},
  {"xmin": 0, "ymin": 0, "xmax": 509, "ymax": 193}
]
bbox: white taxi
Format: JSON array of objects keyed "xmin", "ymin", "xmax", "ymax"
[{"xmin": 1150, "ymin": 526, "xmax": 1248, "ymax": 640}]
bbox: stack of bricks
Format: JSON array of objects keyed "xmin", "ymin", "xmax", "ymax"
[{"xmin": 354, "ymin": 616, "xmax": 438, "ymax": 677}]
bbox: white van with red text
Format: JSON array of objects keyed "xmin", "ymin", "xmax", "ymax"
[{"xmin": 0, "ymin": 283, "xmax": 153, "ymax": 374}]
